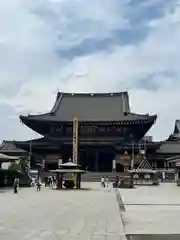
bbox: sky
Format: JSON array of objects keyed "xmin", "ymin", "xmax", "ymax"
[{"xmin": 0, "ymin": 0, "xmax": 180, "ymax": 142}]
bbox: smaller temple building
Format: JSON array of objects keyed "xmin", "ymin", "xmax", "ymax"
[
  {"xmin": 155, "ymin": 120, "xmax": 180, "ymax": 168},
  {"xmin": 0, "ymin": 141, "xmax": 27, "ymax": 157}
]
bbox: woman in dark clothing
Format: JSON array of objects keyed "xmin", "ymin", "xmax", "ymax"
[
  {"xmin": 13, "ymin": 178, "xmax": 19, "ymax": 194},
  {"xmin": 36, "ymin": 179, "xmax": 41, "ymax": 191},
  {"xmin": 44, "ymin": 177, "xmax": 48, "ymax": 187}
]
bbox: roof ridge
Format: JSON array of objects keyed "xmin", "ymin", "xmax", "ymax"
[
  {"xmin": 19, "ymin": 91, "xmax": 157, "ymax": 125},
  {"xmin": 50, "ymin": 91, "xmax": 130, "ymax": 115},
  {"xmin": 128, "ymin": 112, "xmax": 149, "ymax": 117},
  {"xmin": 51, "ymin": 92, "xmax": 63, "ymax": 114},
  {"xmin": 57, "ymin": 91, "xmax": 128, "ymax": 97}
]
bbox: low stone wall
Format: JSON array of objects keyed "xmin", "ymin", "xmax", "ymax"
[{"xmin": 116, "ymin": 189, "xmax": 126, "ymax": 211}]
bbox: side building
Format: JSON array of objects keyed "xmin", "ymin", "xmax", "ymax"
[
  {"xmin": 0, "ymin": 141, "xmax": 38, "ymax": 169},
  {"xmin": 155, "ymin": 120, "xmax": 180, "ymax": 168},
  {"xmin": 14, "ymin": 92, "xmax": 157, "ymax": 171},
  {"xmin": 0, "ymin": 141, "xmax": 27, "ymax": 157}
]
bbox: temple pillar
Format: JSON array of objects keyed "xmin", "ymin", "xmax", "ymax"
[
  {"xmin": 95, "ymin": 151, "xmax": 99, "ymax": 171},
  {"xmin": 57, "ymin": 173, "xmax": 63, "ymax": 190},
  {"xmin": 58, "ymin": 156, "xmax": 63, "ymax": 168},
  {"xmin": 112, "ymin": 159, "xmax": 116, "ymax": 172},
  {"xmin": 163, "ymin": 159, "xmax": 165, "ymax": 169},
  {"xmin": 155, "ymin": 160, "xmax": 157, "ymax": 169},
  {"xmin": 152, "ymin": 160, "xmax": 157, "ymax": 169},
  {"xmin": 85, "ymin": 150, "xmax": 90, "ymax": 171},
  {"xmin": 76, "ymin": 173, "xmax": 81, "ymax": 189}
]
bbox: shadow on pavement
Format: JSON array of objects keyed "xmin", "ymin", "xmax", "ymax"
[
  {"xmin": 0, "ymin": 187, "xmax": 13, "ymax": 193},
  {"xmin": 126, "ymin": 234, "xmax": 180, "ymax": 240},
  {"xmin": 51, "ymin": 187, "xmax": 92, "ymax": 191}
]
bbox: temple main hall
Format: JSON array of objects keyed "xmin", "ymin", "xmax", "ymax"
[{"xmin": 12, "ymin": 91, "xmax": 159, "ymax": 172}]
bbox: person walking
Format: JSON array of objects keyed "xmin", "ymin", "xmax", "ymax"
[
  {"xmin": 101, "ymin": 176, "xmax": 105, "ymax": 188},
  {"xmin": 52, "ymin": 176, "xmax": 56, "ymax": 187},
  {"xmin": 44, "ymin": 177, "xmax": 48, "ymax": 187},
  {"xmin": 36, "ymin": 178, "xmax": 41, "ymax": 192},
  {"xmin": 48, "ymin": 176, "xmax": 53, "ymax": 188},
  {"xmin": 13, "ymin": 178, "xmax": 19, "ymax": 194},
  {"xmin": 105, "ymin": 176, "xmax": 109, "ymax": 188}
]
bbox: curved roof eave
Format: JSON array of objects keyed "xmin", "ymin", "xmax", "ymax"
[{"xmin": 19, "ymin": 91, "xmax": 157, "ymax": 123}]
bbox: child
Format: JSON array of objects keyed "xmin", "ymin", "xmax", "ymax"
[{"xmin": 36, "ymin": 179, "xmax": 41, "ymax": 192}]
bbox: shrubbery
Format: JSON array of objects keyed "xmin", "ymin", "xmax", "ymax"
[{"xmin": 0, "ymin": 169, "xmax": 21, "ymax": 187}]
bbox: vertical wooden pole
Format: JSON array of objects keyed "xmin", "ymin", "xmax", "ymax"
[
  {"xmin": 72, "ymin": 117, "xmax": 79, "ymax": 187},
  {"xmin": 73, "ymin": 117, "xmax": 79, "ymax": 164},
  {"xmin": 131, "ymin": 141, "xmax": 134, "ymax": 170}
]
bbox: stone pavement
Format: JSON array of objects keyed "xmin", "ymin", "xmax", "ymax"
[
  {"xmin": 0, "ymin": 183, "xmax": 125, "ymax": 240},
  {"xmin": 119, "ymin": 183, "xmax": 180, "ymax": 238}
]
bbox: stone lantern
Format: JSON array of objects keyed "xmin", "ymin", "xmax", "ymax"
[
  {"xmin": 119, "ymin": 151, "xmax": 133, "ymax": 188},
  {"xmin": 121, "ymin": 151, "xmax": 131, "ymax": 173},
  {"xmin": 134, "ymin": 154, "xmax": 142, "ymax": 165}
]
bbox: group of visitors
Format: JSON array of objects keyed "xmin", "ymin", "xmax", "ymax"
[
  {"xmin": 44, "ymin": 176, "xmax": 56, "ymax": 188},
  {"xmin": 13, "ymin": 175, "xmax": 57, "ymax": 194},
  {"xmin": 113, "ymin": 176, "xmax": 122, "ymax": 188},
  {"xmin": 101, "ymin": 176, "xmax": 109, "ymax": 188},
  {"xmin": 32, "ymin": 176, "xmax": 57, "ymax": 191},
  {"xmin": 13, "ymin": 177, "xmax": 42, "ymax": 193}
]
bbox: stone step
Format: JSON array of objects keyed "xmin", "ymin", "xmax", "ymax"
[
  {"xmin": 40, "ymin": 171, "xmax": 121, "ymax": 182},
  {"xmin": 81, "ymin": 172, "xmax": 121, "ymax": 182}
]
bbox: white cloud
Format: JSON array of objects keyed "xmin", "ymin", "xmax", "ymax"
[
  {"xmin": 0, "ymin": 0, "xmax": 180, "ymax": 141},
  {"xmin": 24, "ymin": 0, "xmax": 129, "ymax": 49}
]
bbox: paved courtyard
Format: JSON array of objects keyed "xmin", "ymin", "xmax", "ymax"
[
  {"xmin": 0, "ymin": 183, "xmax": 125, "ymax": 240},
  {"xmin": 119, "ymin": 183, "xmax": 180, "ymax": 238},
  {"xmin": 1, "ymin": 182, "xmax": 180, "ymax": 240}
]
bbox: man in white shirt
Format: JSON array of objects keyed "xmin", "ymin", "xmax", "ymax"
[{"xmin": 101, "ymin": 176, "xmax": 105, "ymax": 187}]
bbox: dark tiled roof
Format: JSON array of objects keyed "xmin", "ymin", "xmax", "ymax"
[
  {"xmin": 15, "ymin": 138, "xmax": 51, "ymax": 145},
  {"xmin": 20, "ymin": 92, "xmax": 157, "ymax": 122},
  {"xmin": 114, "ymin": 141, "xmax": 161, "ymax": 151},
  {"xmin": 14, "ymin": 137, "xmax": 63, "ymax": 149},
  {"xmin": 157, "ymin": 141, "xmax": 180, "ymax": 154},
  {"xmin": 158, "ymin": 120, "xmax": 180, "ymax": 154},
  {"xmin": 168, "ymin": 120, "xmax": 180, "ymax": 140},
  {"xmin": 14, "ymin": 138, "xmax": 51, "ymax": 147},
  {"xmin": 0, "ymin": 141, "xmax": 26, "ymax": 153},
  {"xmin": 166, "ymin": 155, "xmax": 180, "ymax": 162},
  {"xmin": 174, "ymin": 120, "xmax": 180, "ymax": 134}
]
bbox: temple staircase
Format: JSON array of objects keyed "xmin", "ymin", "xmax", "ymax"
[
  {"xmin": 81, "ymin": 172, "xmax": 120, "ymax": 182},
  {"xmin": 41, "ymin": 171, "xmax": 121, "ymax": 182}
]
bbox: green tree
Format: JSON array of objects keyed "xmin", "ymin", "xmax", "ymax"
[
  {"xmin": 8, "ymin": 157, "xmax": 29, "ymax": 174},
  {"xmin": 19, "ymin": 157, "xmax": 30, "ymax": 175},
  {"xmin": 8, "ymin": 162, "xmax": 21, "ymax": 171}
]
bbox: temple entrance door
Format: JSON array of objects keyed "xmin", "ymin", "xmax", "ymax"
[
  {"xmin": 79, "ymin": 150, "xmax": 87, "ymax": 170},
  {"xmin": 98, "ymin": 151, "xmax": 114, "ymax": 172},
  {"xmin": 79, "ymin": 149, "xmax": 96, "ymax": 171},
  {"xmin": 63, "ymin": 152, "xmax": 71, "ymax": 163},
  {"xmin": 85, "ymin": 150, "xmax": 96, "ymax": 171},
  {"xmin": 116, "ymin": 164, "xmax": 124, "ymax": 172}
]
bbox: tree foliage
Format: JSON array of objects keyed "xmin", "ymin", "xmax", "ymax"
[
  {"xmin": 8, "ymin": 157, "xmax": 29, "ymax": 174},
  {"xmin": 8, "ymin": 162, "xmax": 21, "ymax": 171}
]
